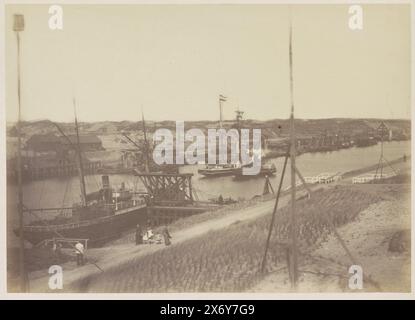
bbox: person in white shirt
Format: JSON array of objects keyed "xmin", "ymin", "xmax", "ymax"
[
  {"xmin": 142, "ymin": 228, "xmax": 155, "ymax": 243},
  {"xmin": 75, "ymin": 241, "xmax": 85, "ymax": 266}
]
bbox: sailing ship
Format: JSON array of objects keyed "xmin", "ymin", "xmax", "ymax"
[
  {"xmin": 198, "ymin": 101, "xmax": 251, "ymax": 177},
  {"xmin": 15, "ymin": 108, "xmax": 148, "ymax": 246},
  {"xmin": 197, "ymin": 100, "xmax": 277, "ymax": 179}
]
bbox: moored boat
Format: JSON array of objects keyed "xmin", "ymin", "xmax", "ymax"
[
  {"xmin": 233, "ymin": 163, "xmax": 277, "ymax": 180},
  {"xmin": 16, "ymin": 111, "xmax": 150, "ymax": 247},
  {"xmin": 198, "ymin": 163, "xmax": 242, "ymax": 177},
  {"xmin": 16, "ymin": 175, "xmax": 148, "ymax": 246}
]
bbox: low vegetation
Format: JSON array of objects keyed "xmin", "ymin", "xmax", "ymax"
[{"xmin": 81, "ymin": 186, "xmax": 382, "ymax": 292}]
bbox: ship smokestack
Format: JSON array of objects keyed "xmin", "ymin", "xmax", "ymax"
[
  {"xmin": 101, "ymin": 175, "xmax": 112, "ymax": 203},
  {"xmin": 102, "ymin": 175, "xmax": 110, "ymax": 189}
]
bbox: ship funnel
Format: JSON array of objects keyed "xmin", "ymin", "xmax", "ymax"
[{"xmin": 102, "ymin": 175, "xmax": 110, "ymax": 189}]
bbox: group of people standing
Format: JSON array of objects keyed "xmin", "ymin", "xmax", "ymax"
[{"xmin": 135, "ymin": 224, "xmax": 172, "ymax": 246}]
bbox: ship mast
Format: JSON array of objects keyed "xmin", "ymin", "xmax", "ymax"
[
  {"xmin": 141, "ymin": 110, "xmax": 150, "ymax": 173},
  {"xmin": 73, "ymin": 99, "xmax": 87, "ymax": 206},
  {"xmin": 219, "ymin": 94, "xmax": 227, "ymax": 129},
  {"xmin": 235, "ymin": 107, "xmax": 244, "ymax": 163}
]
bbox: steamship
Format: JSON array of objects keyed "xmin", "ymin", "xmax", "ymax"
[
  {"xmin": 15, "ymin": 115, "xmax": 148, "ymax": 246},
  {"xmin": 15, "ymin": 175, "xmax": 147, "ymax": 246}
]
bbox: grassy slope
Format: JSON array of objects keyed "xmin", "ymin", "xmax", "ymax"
[{"xmin": 81, "ymin": 186, "xmax": 382, "ymax": 292}]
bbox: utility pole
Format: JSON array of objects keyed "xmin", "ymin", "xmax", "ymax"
[
  {"xmin": 14, "ymin": 13, "xmax": 27, "ymax": 292},
  {"xmin": 260, "ymin": 22, "xmax": 299, "ymax": 287},
  {"xmin": 288, "ymin": 22, "xmax": 298, "ymax": 287},
  {"xmin": 260, "ymin": 149, "xmax": 289, "ymax": 273},
  {"xmin": 261, "ymin": 17, "xmax": 361, "ymax": 289},
  {"xmin": 380, "ymin": 129, "xmax": 384, "ymax": 178}
]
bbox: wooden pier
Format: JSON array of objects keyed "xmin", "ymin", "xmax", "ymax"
[
  {"xmin": 134, "ymin": 171, "xmax": 220, "ymax": 225},
  {"xmin": 304, "ymin": 172, "xmax": 343, "ymax": 184},
  {"xmin": 352, "ymin": 171, "xmax": 397, "ymax": 184},
  {"xmin": 25, "ymin": 161, "xmax": 101, "ymax": 180}
]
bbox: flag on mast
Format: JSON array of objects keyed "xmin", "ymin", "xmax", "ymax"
[{"xmin": 219, "ymin": 94, "xmax": 227, "ymax": 102}]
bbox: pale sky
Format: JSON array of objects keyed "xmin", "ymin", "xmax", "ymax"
[{"xmin": 5, "ymin": 4, "xmax": 411, "ymax": 122}]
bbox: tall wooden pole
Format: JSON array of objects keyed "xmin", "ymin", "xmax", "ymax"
[
  {"xmin": 380, "ymin": 131, "xmax": 384, "ymax": 178},
  {"xmin": 260, "ymin": 149, "xmax": 289, "ymax": 273},
  {"xmin": 73, "ymin": 100, "xmax": 87, "ymax": 206},
  {"xmin": 235, "ymin": 109, "xmax": 243, "ymax": 163},
  {"xmin": 288, "ymin": 22, "xmax": 298, "ymax": 288},
  {"xmin": 141, "ymin": 110, "xmax": 150, "ymax": 173},
  {"xmin": 14, "ymin": 14, "xmax": 27, "ymax": 292}
]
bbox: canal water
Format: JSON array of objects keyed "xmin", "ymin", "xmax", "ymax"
[
  {"xmin": 181, "ymin": 140, "xmax": 410, "ymax": 200},
  {"xmin": 7, "ymin": 140, "xmax": 411, "ymax": 247}
]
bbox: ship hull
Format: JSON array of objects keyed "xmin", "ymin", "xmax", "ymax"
[
  {"xmin": 198, "ymin": 168, "xmax": 239, "ymax": 177},
  {"xmin": 233, "ymin": 167, "xmax": 277, "ymax": 180},
  {"xmin": 198, "ymin": 163, "xmax": 252, "ymax": 177},
  {"xmin": 16, "ymin": 206, "xmax": 147, "ymax": 247}
]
